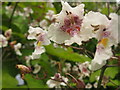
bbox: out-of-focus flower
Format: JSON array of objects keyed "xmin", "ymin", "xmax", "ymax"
[
  {"xmin": 0, "ymin": 34, "xmax": 8, "ymax": 48},
  {"xmin": 77, "ymin": 61, "xmax": 90, "ymax": 77},
  {"xmin": 116, "ymin": 0, "xmax": 120, "ymax": 4},
  {"xmin": 23, "ymin": 7, "xmax": 33, "ymax": 17},
  {"xmin": 4, "ymin": 29, "xmax": 12, "ymax": 40},
  {"xmin": 33, "ymin": 64, "xmax": 41, "ymax": 74},
  {"xmin": 72, "ymin": 65, "xmax": 78, "ymax": 72},
  {"xmin": 25, "ymin": 55, "xmax": 31, "ymax": 66},
  {"xmin": 95, "ymin": 76, "xmax": 109, "ymax": 88},
  {"xmin": 89, "ymin": 12, "xmax": 118, "ymax": 71},
  {"xmin": 39, "ymin": 19, "xmax": 48, "ymax": 29},
  {"xmin": 5, "ymin": 6, "xmax": 13, "ymax": 14},
  {"xmin": 85, "ymin": 83, "xmax": 92, "ymax": 89},
  {"xmin": 93, "ymin": 82, "xmax": 98, "ymax": 88},
  {"xmin": 45, "ymin": 10, "xmax": 55, "ymax": 21},
  {"xmin": 62, "ymin": 63, "xmax": 71, "ymax": 73},
  {"xmin": 30, "ymin": 53, "xmax": 41, "ymax": 60},
  {"xmin": 14, "ymin": 43, "xmax": 22, "ymax": 56},
  {"xmin": 15, "ymin": 74, "xmax": 25, "ymax": 86},
  {"xmin": 46, "ymin": 73, "xmax": 68, "ymax": 88},
  {"xmin": 48, "ymin": 1, "xmax": 93, "ymax": 45},
  {"xmin": 29, "ymin": 20, "xmax": 39, "ymax": 27}
]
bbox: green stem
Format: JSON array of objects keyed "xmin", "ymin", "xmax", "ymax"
[
  {"xmin": 9, "ymin": 2, "xmax": 18, "ymax": 28},
  {"xmin": 97, "ymin": 65, "xmax": 107, "ymax": 89}
]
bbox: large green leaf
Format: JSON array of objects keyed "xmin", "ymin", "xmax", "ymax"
[
  {"xmin": 45, "ymin": 44, "xmax": 91, "ymax": 63},
  {"xmin": 90, "ymin": 67, "xmax": 119, "ymax": 82}
]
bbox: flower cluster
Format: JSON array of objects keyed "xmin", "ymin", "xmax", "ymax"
[
  {"xmin": 47, "ymin": 1, "xmax": 118, "ymax": 71},
  {"xmin": 0, "ymin": 29, "xmax": 23, "ymax": 56},
  {"xmin": 25, "ymin": 1, "xmax": 119, "ymax": 88},
  {"xmin": 4, "ymin": 1, "xmax": 117, "ymax": 89}
]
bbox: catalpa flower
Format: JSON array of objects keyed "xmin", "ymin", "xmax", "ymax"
[
  {"xmin": 14, "ymin": 43, "xmax": 22, "ymax": 56},
  {"xmin": 86, "ymin": 12, "xmax": 118, "ymax": 71},
  {"xmin": 46, "ymin": 73, "xmax": 68, "ymax": 88},
  {"xmin": 39, "ymin": 19, "xmax": 48, "ymax": 29},
  {"xmin": 0, "ymin": 34, "xmax": 8, "ymax": 48},
  {"xmin": 27, "ymin": 26, "xmax": 50, "ymax": 58},
  {"xmin": 77, "ymin": 61, "xmax": 90, "ymax": 77},
  {"xmin": 45, "ymin": 10, "xmax": 55, "ymax": 21},
  {"xmin": 33, "ymin": 64, "xmax": 41, "ymax": 74},
  {"xmin": 48, "ymin": 1, "xmax": 93, "ymax": 45}
]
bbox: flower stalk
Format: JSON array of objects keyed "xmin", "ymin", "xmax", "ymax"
[
  {"xmin": 9, "ymin": 2, "xmax": 18, "ymax": 28},
  {"xmin": 97, "ymin": 65, "xmax": 107, "ymax": 89}
]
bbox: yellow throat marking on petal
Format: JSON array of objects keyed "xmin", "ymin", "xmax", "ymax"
[
  {"xmin": 99, "ymin": 38, "xmax": 108, "ymax": 47},
  {"xmin": 37, "ymin": 41, "xmax": 42, "ymax": 46}
]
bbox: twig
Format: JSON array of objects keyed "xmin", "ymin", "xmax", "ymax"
[
  {"xmin": 58, "ymin": 44, "xmax": 94, "ymax": 57},
  {"xmin": 9, "ymin": 2, "xmax": 18, "ymax": 28},
  {"xmin": 97, "ymin": 65, "xmax": 107, "ymax": 89},
  {"xmin": 109, "ymin": 80, "xmax": 118, "ymax": 86},
  {"xmin": 106, "ymin": 64, "xmax": 120, "ymax": 67},
  {"xmin": 66, "ymin": 73, "xmax": 79, "ymax": 85}
]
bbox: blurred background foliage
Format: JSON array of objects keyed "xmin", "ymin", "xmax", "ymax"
[{"xmin": 1, "ymin": 1, "xmax": 120, "ymax": 89}]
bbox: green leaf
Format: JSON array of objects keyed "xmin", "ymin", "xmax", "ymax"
[
  {"xmin": 45, "ymin": 44, "xmax": 91, "ymax": 63},
  {"xmin": 104, "ymin": 67, "xmax": 119, "ymax": 79},
  {"xmin": 107, "ymin": 80, "xmax": 120, "ymax": 86},
  {"xmin": 25, "ymin": 74, "xmax": 48, "ymax": 88},
  {"xmin": 90, "ymin": 70, "xmax": 100, "ymax": 82},
  {"xmin": 2, "ymin": 60, "xmax": 27, "ymax": 88}
]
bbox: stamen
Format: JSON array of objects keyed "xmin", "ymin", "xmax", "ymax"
[{"xmin": 66, "ymin": 11, "xmax": 69, "ymax": 15}]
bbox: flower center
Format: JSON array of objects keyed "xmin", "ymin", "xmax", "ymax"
[{"xmin": 60, "ymin": 11, "xmax": 82, "ymax": 36}]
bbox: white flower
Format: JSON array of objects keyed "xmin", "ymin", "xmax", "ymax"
[
  {"xmin": 14, "ymin": 43, "xmax": 22, "ymax": 56},
  {"xmin": 85, "ymin": 83, "xmax": 92, "ymax": 89},
  {"xmin": 29, "ymin": 20, "xmax": 39, "ymax": 27},
  {"xmin": 33, "ymin": 64, "xmax": 41, "ymax": 74},
  {"xmin": 72, "ymin": 65, "xmax": 78, "ymax": 72},
  {"xmin": 23, "ymin": 7, "xmax": 33, "ymax": 17},
  {"xmin": 46, "ymin": 73, "xmax": 68, "ymax": 88},
  {"xmin": 30, "ymin": 53, "xmax": 41, "ymax": 60},
  {"xmin": 62, "ymin": 63, "xmax": 71, "ymax": 73},
  {"xmin": 4, "ymin": 29, "xmax": 12, "ymax": 40},
  {"xmin": 0, "ymin": 34, "xmax": 8, "ymax": 48},
  {"xmin": 76, "ymin": 62, "xmax": 90, "ymax": 77},
  {"xmin": 15, "ymin": 74, "xmax": 25, "ymax": 86},
  {"xmin": 32, "ymin": 30, "xmax": 50, "ymax": 55},
  {"xmin": 27, "ymin": 26, "xmax": 50, "ymax": 57},
  {"xmin": 89, "ymin": 12, "xmax": 118, "ymax": 71},
  {"xmin": 39, "ymin": 19, "xmax": 48, "ymax": 29},
  {"xmin": 25, "ymin": 55, "xmax": 31, "ymax": 66},
  {"xmin": 48, "ymin": 1, "xmax": 93, "ymax": 45},
  {"xmin": 93, "ymin": 82, "xmax": 98, "ymax": 88},
  {"xmin": 45, "ymin": 10, "xmax": 55, "ymax": 20},
  {"xmin": 27, "ymin": 26, "xmax": 43, "ymax": 40},
  {"xmin": 33, "ymin": 43, "xmax": 45, "ymax": 55}
]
